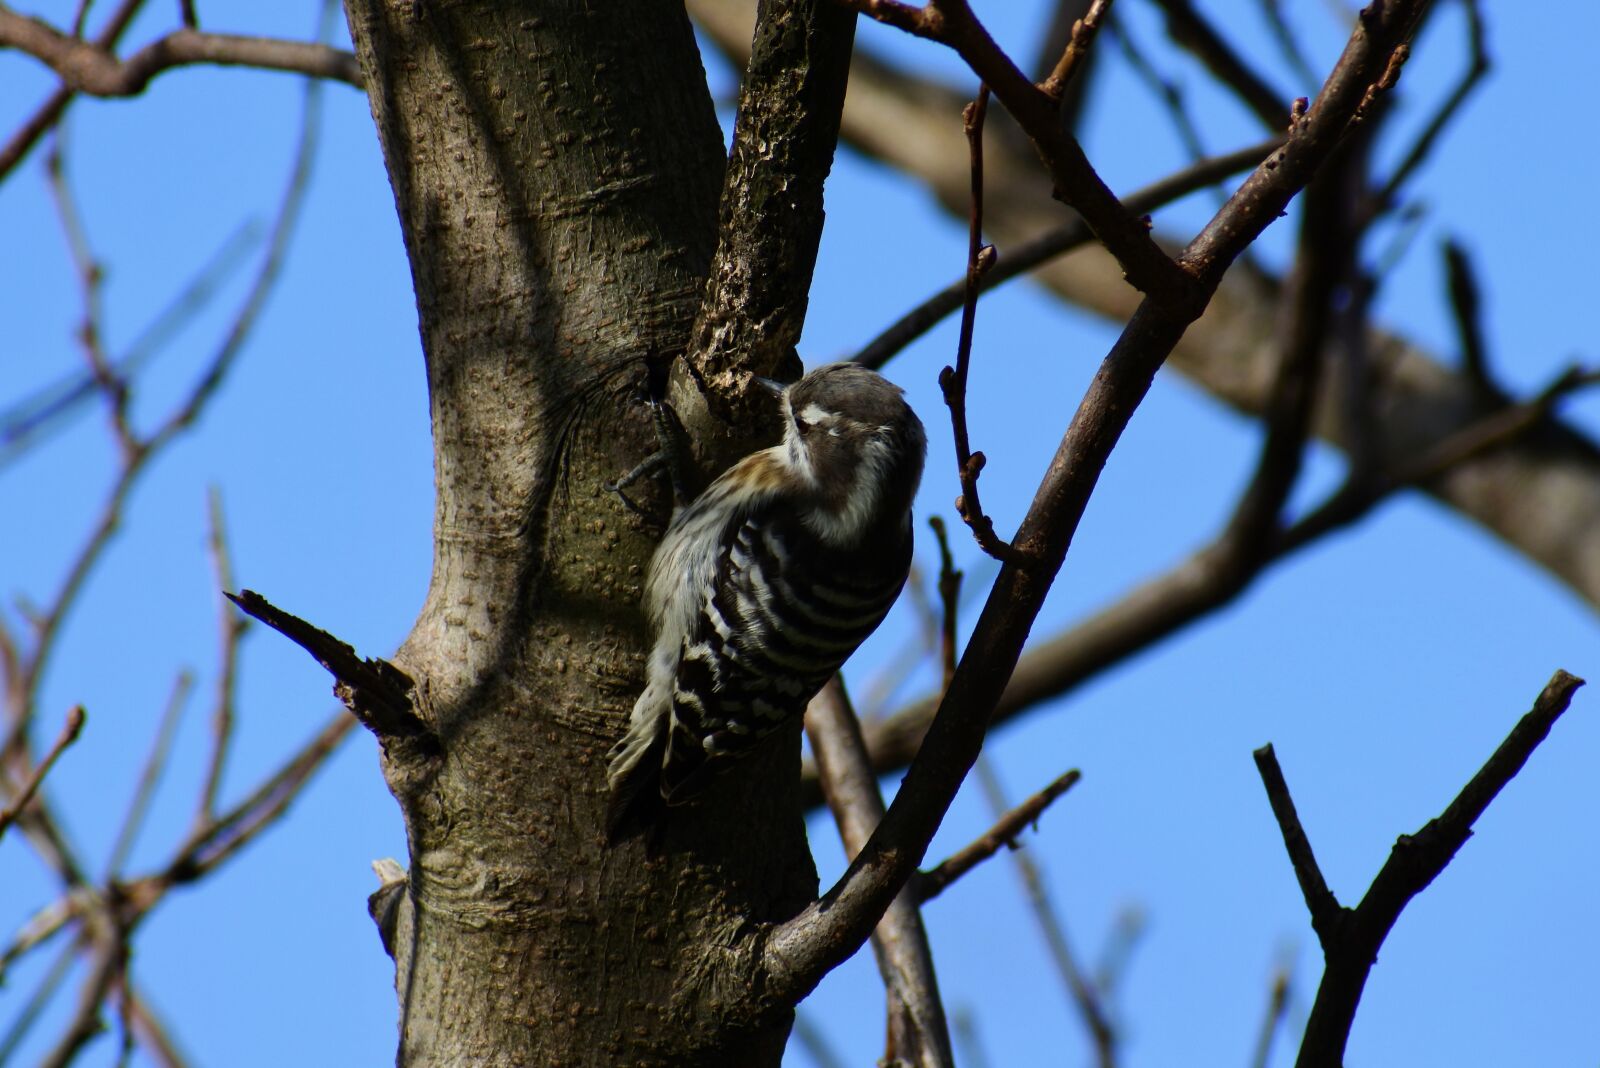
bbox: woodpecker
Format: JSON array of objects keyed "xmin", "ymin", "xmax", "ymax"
[{"xmin": 606, "ymin": 363, "xmax": 926, "ymax": 839}]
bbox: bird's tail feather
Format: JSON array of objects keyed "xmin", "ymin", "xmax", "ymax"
[{"xmin": 605, "ymin": 715, "xmax": 667, "ymax": 843}]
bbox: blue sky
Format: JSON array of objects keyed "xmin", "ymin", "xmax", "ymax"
[{"xmin": 2, "ymin": 2, "xmax": 1596, "ymax": 1065}]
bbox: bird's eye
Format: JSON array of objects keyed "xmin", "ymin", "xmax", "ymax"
[{"xmin": 792, "ymin": 413, "xmax": 811, "ymax": 433}]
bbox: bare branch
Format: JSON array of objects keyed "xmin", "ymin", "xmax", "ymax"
[
  {"xmin": 1039, "ymin": 0, "xmax": 1112, "ymax": 100},
  {"xmin": 123, "ymin": 985, "xmax": 192, "ymax": 1068},
  {"xmin": 37, "ymin": 915, "xmax": 126, "ymax": 1068},
  {"xmin": 0, "ymin": 892, "xmax": 82, "ymax": 984},
  {"xmin": 760, "ymin": 1, "xmax": 1431, "ymax": 1007},
  {"xmin": 0, "ymin": 936, "xmax": 78, "ymax": 1062},
  {"xmin": 790, "ymin": 1013, "xmax": 849, "ymax": 1068},
  {"xmin": 941, "ymin": 87, "xmax": 1017, "ymax": 563},
  {"xmin": 917, "ymin": 767, "xmax": 1079, "ymax": 902},
  {"xmin": 0, "ymin": 222, "xmax": 261, "ymax": 466},
  {"xmin": 105, "ymin": 673, "xmax": 193, "ymax": 877},
  {"xmin": 0, "ymin": 705, "xmax": 85, "ymax": 842},
  {"xmin": 1147, "ymin": 0, "xmax": 1289, "ymax": 128},
  {"xmin": 839, "ymin": 0, "xmax": 1193, "ymax": 299},
  {"xmin": 142, "ymin": 710, "xmax": 356, "ymax": 893},
  {"xmin": 806, "ymin": 678, "xmax": 954, "ymax": 1068},
  {"xmin": 972, "ymin": 758, "xmax": 1114, "ymax": 1066},
  {"xmin": 1372, "ymin": 0, "xmax": 1487, "ymax": 212},
  {"xmin": 853, "ymin": 137, "xmax": 1281, "ymax": 370},
  {"xmin": 1247, "ymin": 967, "xmax": 1293, "ymax": 1068},
  {"xmin": 684, "ymin": 0, "xmax": 856, "ymax": 416},
  {"xmin": 1252, "ymin": 745, "xmax": 1343, "ymax": 945},
  {"xmin": 197, "ymin": 488, "xmax": 245, "ymax": 821},
  {"xmin": 0, "ymin": 10, "xmax": 362, "ymax": 96},
  {"xmin": 1105, "ymin": 16, "xmax": 1212, "ymax": 168},
  {"xmin": 225, "ymin": 591, "xmax": 422, "ymax": 741},
  {"xmin": 1259, "ymin": 670, "xmax": 1585, "ymax": 1068},
  {"xmin": 1442, "ymin": 237, "xmax": 1497, "ymax": 400},
  {"xmin": 1256, "ymin": 0, "xmax": 1319, "ymax": 89},
  {"xmin": 0, "ymin": 0, "xmax": 144, "ymax": 182}
]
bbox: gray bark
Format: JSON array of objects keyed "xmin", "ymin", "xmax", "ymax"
[{"xmin": 341, "ymin": 3, "xmax": 818, "ymax": 1063}]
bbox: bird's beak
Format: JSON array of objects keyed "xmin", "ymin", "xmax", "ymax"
[{"xmin": 752, "ymin": 376, "xmax": 786, "ymax": 396}]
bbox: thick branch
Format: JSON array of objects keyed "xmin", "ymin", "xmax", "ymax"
[
  {"xmin": 0, "ymin": 10, "xmax": 362, "ymax": 96},
  {"xmin": 685, "ymin": 0, "xmax": 856, "ymax": 414}
]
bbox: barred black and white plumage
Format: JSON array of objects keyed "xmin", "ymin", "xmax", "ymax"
[{"xmin": 606, "ymin": 363, "xmax": 926, "ymax": 839}]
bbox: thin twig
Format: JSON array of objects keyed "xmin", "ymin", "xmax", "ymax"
[
  {"xmin": 927, "ymin": 515, "xmax": 962, "ymax": 689},
  {"xmin": 941, "ymin": 86, "xmax": 1018, "ymax": 564},
  {"xmin": 105, "ymin": 673, "xmax": 194, "ymax": 878},
  {"xmin": 1248, "ymin": 966, "xmax": 1293, "ymax": 1068},
  {"xmin": 973, "ymin": 758, "xmax": 1115, "ymax": 1068},
  {"xmin": 70, "ymin": 0, "xmax": 97, "ymax": 37},
  {"xmin": 950, "ymin": 1008, "xmax": 995, "ymax": 1068},
  {"xmin": 145, "ymin": 15, "xmax": 331, "ymax": 454},
  {"xmin": 853, "ymin": 137, "xmax": 1281, "ymax": 370},
  {"xmin": 1441, "ymin": 237, "xmax": 1497, "ymax": 400},
  {"xmin": 1147, "ymin": 0, "xmax": 1289, "ymax": 128},
  {"xmin": 0, "ymin": 222, "xmax": 262, "ymax": 465},
  {"xmin": 1372, "ymin": 0, "xmax": 1487, "ymax": 213},
  {"xmin": 1105, "ymin": 16, "xmax": 1210, "ymax": 167},
  {"xmin": 0, "ymin": 705, "xmax": 85, "ymax": 841},
  {"xmin": 1256, "ymin": 0, "xmax": 1319, "ymax": 88},
  {"xmin": 198, "ymin": 488, "xmax": 245, "ymax": 821},
  {"xmin": 37, "ymin": 912, "xmax": 127, "ymax": 1068},
  {"xmin": 44, "ymin": 134, "xmax": 134, "ymax": 457},
  {"xmin": 1091, "ymin": 906, "xmax": 1145, "ymax": 996},
  {"xmin": 157, "ymin": 711, "xmax": 356, "ymax": 885},
  {"xmin": 1039, "ymin": 0, "xmax": 1112, "ymax": 100},
  {"xmin": 0, "ymin": 935, "xmax": 80, "ymax": 1063},
  {"xmin": 839, "ymin": 0, "xmax": 1193, "ymax": 299},
  {"xmin": 917, "ymin": 767, "xmax": 1080, "ymax": 902},
  {"xmin": 1218, "ymin": 140, "xmax": 1353, "ymax": 561},
  {"xmin": 123, "ymin": 984, "xmax": 192, "ymax": 1068},
  {"xmin": 0, "ymin": 892, "xmax": 83, "ymax": 984}
]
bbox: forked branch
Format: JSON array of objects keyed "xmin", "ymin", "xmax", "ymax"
[
  {"xmin": 1256, "ymin": 670, "xmax": 1585, "ymax": 1068},
  {"xmin": 0, "ymin": 11, "xmax": 362, "ymax": 96}
]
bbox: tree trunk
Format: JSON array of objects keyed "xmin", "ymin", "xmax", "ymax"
[{"xmin": 341, "ymin": 2, "xmax": 816, "ymax": 1063}]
